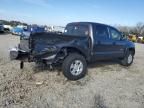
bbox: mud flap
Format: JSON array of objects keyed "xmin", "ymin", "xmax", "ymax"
[{"xmin": 20, "ymin": 61, "xmax": 24, "ymax": 69}]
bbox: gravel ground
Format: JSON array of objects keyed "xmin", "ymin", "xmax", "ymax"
[{"xmin": 0, "ymin": 34, "xmax": 144, "ymax": 108}]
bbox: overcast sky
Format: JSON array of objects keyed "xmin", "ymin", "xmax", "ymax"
[{"xmin": 0, "ymin": 0, "xmax": 144, "ymax": 26}]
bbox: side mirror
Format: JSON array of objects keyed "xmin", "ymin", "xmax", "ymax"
[{"xmin": 121, "ymin": 33, "xmax": 127, "ymax": 40}]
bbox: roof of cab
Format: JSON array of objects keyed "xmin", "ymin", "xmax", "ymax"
[{"xmin": 67, "ymin": 22, "xmax": 116, "ymax": 30}]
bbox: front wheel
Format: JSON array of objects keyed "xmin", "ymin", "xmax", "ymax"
[
  {"xmin": 120, "ymin": 50, "xmax": 134, "ymax": 66},
  {"xmin": 62, "ymin": 53, "xmax": 87, "ymax": 80}
]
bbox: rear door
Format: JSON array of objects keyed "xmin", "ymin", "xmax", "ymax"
[{"xmin": 93, "ymin": 24, "xmax": 114, "ymax": 60}]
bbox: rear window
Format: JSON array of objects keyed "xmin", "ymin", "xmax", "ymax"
[{"xmin": 64, "ymin": 24, "xmax": 89, "ymax": 36}]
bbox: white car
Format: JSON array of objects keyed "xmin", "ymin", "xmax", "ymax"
[
  {"xmin": 138, "ymin": 36, "xmax": 144, "ymax": 43},
  {"xmin": 3, "ymin": 25, "xmax": 13, "ymax": 31}
]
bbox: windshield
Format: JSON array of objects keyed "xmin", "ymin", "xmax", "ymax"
[{"xmin": 64, "ymin": 24, "xmax": 89, "ymax": 36}]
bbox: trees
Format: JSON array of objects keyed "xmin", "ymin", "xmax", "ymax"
[
  {"xmin": 117, "ymin": 22, "xmax": 144, "ymax": 36},
  {"xmin": 0, "ymin": 20, "xmax": 27, "ymax": 27},
  {"xmin": 116, "ymin": 25, "xmax": 130, "ymax": 35},
  {"xmin": 135, "ymin": 22, "xmax": 144, "ymax": 36}
]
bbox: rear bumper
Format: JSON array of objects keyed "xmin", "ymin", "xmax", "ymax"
[
  {"xmin": 10, "ymin": 47, "xmax": 29, "ymax": 61},
  {"xmin": 10, "ymin": 47, "xmax": 57, "ymax": 64}
]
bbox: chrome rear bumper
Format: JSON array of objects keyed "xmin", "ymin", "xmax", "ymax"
[{"xmin": 10, "ymin": 47, "xmax": 29, "ymax": 60}]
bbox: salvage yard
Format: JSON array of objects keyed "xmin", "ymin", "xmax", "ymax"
[{"xmin": 0, "ymin": 34, "xmax": 144, "ymax": 108}]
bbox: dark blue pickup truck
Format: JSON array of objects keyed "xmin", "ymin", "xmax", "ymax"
[{"xmin": 10, "ymin": 22, "xmax": 135, "ymax": 80}]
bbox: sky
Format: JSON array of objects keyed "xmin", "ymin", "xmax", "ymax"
[{"xmin": 0, "ymin": 0, "xmax": 144, "ymax": 26}]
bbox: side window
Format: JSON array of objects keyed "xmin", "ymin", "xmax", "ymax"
[
  {"xmin": 109, "ymin": 27, "xmax": 121, "ymax": 40},
  {"xmin": 64, "ymin": 25, "xmax": 89, "ymax": 36},
  {"xmin": 74, "ymin": 25, "xmax": 89, "ymax": 36},
  {"xmin": 94, "ymin": 25, "xmax": 109, "ymax": 40}
]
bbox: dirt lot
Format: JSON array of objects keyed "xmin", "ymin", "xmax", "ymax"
[{"xmin": 0, "ymin": 34, "xmax": 144, "ymax": 108}]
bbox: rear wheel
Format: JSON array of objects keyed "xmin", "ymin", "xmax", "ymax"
[
  {"xmin": 120, "ymin": 50, "xmax": 134, "ymax": 66},
  {"xmin": 62, "ymin": 53, "xmax": 87, "ymax": 80}
]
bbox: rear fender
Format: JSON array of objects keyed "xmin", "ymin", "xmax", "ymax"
[{"xmin": 56, "ymin": 46, "xmax": 90, "ymax": 62}]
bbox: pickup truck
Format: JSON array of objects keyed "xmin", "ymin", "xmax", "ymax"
[{"xmin": 10, "ymin": 22, "xmax": 135, "ymax": 80}]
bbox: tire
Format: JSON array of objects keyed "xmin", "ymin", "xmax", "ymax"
[
  {"xmin": 120, "ymin": 50, "xmax": 134, "ymax": 66},
  {"xmin": 62, "ymin": 53, "xmax": 87, "ymax": 80}
]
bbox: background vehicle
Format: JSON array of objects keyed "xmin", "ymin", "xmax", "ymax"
[
  {"xmin": 142, "ymin": 37, "xmax": 144, "ymax": 43},
  {"xmin": 11, "ymin": 27, "xmax": 24, "ymax": 35},
  {"xmin": 10, "ymin": 22, "xmax": 135, "ymax": 80},
  {"xmin": 0, "ymin": 24, "xmax": 4, "ymax": 33},
  {"xmin": 27, "ymin": 25, "xmax": 46, "ymax": 34},
  {"xmin": 137, "ymin": 36, "xmax": 144, "ymax": 43},
  {"xmin": 3, "ymin": 25, "xmax": 13, "ymax": 32},
  {"xmin": 11, "ymin": 25, "xmax": 27, "ymax": 36},
  {"xmin": 128, "ymin": 34, "xmax": 137, "ymax": 42}
]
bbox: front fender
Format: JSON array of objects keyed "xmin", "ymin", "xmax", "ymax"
[{"xmin": 125, "ymin": 41, "xmax": 135, "ymax": 55}]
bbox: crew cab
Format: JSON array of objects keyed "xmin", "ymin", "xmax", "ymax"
[{"xmin": 10, "ymin": 22, "xmax": 135, "ymax": 80}]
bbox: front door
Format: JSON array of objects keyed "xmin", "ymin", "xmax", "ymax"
[{"xmin": 108, "ymin": 27, "xmax": 126, "ymax": 58}]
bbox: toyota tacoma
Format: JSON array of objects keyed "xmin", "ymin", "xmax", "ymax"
[{"xmin": 10, "ymin": 22, "xmax": 135, "ymax": 80}]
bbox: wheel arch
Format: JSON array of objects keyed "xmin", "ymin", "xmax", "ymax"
[
  {"xmin": 128, "ymin": 47, "xmax": 135, "ymax": 55},
  {"xmin": 58, "ymin": 46, "xmax": 89, "ymax": 61}
]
